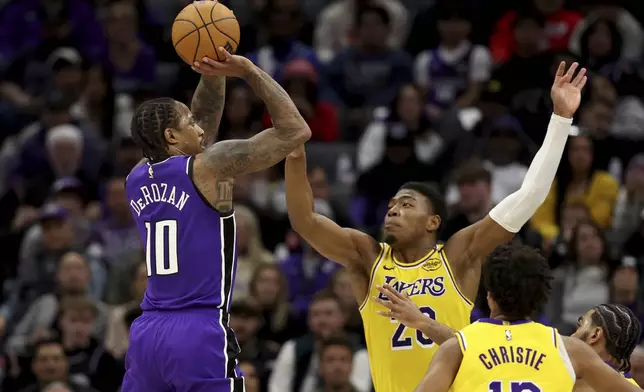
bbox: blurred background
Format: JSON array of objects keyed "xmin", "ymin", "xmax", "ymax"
[{"xmin": 1, "ymin": 0, "xmax": 644, "ymax": 391}]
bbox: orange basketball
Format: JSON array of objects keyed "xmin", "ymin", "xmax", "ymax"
[{"xmin": 171, "ymin": 1, "xmax": 240, "ymax": 65}]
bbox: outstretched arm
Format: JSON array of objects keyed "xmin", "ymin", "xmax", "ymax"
[
  {"xmin": 191, "ymin": 76, "xmax": 225, "ymax": 146},
  {"xmin": 444, "ymin": 62, "xmax": 587, "ymax": 288},
  {"xmin": 564, "ymin": 336, "xmax": 642, "ymax": 392},
  {"xmin": 285, "ymin": 145, "xmax": 379, "ymax": 268},
  {"xmin": 414, "ymin": 337, "xmax": 462, "ymax": 392}
]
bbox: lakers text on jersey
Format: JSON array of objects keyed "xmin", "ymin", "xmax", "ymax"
[
  {"xmin": 360, "ymin": 243, "xmax": 473, "ymax": 392},
  {"xmin": 451, "ymin": 319, "xmax": 576, "ymax": 392}
]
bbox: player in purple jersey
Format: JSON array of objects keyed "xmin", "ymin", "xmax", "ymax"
[{"xmin": 120, "ymin": 45, "xmax": 311, "ymax": 392}]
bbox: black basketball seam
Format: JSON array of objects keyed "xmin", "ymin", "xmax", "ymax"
[
  {"xmin": 193, "ymin": 2, "xmax": 221, "ymax": 61},
  {"xmin": 209, "ymin": 2, "xmax": 239, "ymax": 47},
  {"xmin": 173, "ymin": 19, "xmax": 200, "ymax": 47},
  {"xmin": 212, "ymin": 16, "xmax": 236, "ymax": 23}
]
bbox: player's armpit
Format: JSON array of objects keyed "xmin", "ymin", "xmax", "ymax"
[
  {"xmin": 285, "ymin": 148, "xmax": 379, "ymax": 268},
  {"xmin": 563, "ymin": 336, "xmax": 642, "ymax": 392},
  {"xmin": 414, "ymin": 337, "xmax": 462, "ymax": 392}
]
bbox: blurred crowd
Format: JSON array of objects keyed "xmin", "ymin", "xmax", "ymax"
[{"xmin": 1, "ymin": 0, "xmax": 644, "ymax": 391}]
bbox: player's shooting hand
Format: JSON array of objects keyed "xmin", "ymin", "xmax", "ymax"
[
  {"xmin": 551, "ymin": 61, "xmax": 587, "ymax": 119},
  {"xmin": 192, "ymin": 47, "xmax": 254, "ymax": 79},
  {"xmin": 375, "ymin": 284, "xmax": 427, "ymax": 330}
]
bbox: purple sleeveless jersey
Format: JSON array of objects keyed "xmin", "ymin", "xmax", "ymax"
[{"xmin": 122, "ymin": 155, "xmax": 243, "ymax": 392}]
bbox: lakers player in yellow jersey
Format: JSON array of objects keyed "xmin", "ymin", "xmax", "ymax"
[
  {"xmin": 572, "ymin": 304, "xmax": 642, "ymax": 391},
  {"xmin": 283, "ymin": 62, "xmax": 586, "ymax": 392},
  {"xmin": 414, "ymin": 244, "xmax": 641, "ymax": 392}
]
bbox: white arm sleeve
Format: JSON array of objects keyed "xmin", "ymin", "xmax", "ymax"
[{"xmin": 488, "ymin": 114, "xmax": 572, "ymax": 233}]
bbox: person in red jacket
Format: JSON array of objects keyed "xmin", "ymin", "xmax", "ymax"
[
  {"xmin": 490, "ymin": 0, "xmax": 582, "ymax": 62},
  {"xmin": 262, "ymin": 59, "xmax": 340, "ymax": 142}
]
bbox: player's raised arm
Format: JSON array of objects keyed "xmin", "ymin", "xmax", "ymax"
[
  {"xmin": 285, "ymin": 145, "xmax": 380, "ymax": 268},
  {"xmin": 192, "ymin": 48, "xmax": 311, "ymax": 178},
  {"xmin": 190, "ymin": 74, "xmax": 225, "ymax": 146},
  {"xmin": 444, "ymin": 62, "xmax": 587, "ymax": 271},
  {"xmin": 563, "ymin": 336, "xmax": 642, "ymax": 392},
  {"xmin": 413, "ymin": 337, "xmax": 462, "ymax": 392}
]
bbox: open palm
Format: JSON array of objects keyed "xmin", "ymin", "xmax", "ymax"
[{"xmin": 551, "ymin": 61, "xmax": 587, "ymax": 118}]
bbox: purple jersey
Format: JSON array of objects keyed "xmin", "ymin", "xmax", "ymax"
[
  {"xmin": 126, "ymin": 155, "xmax": 237, "ymax": 312},
  {"xmin": 426, "ymin": 46, "xmax": 472, "ymax": 108}
]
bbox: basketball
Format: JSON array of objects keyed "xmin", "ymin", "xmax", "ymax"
[{"xmin": 172, "ymin": 1, "xmax": 240, "ymax": 65}]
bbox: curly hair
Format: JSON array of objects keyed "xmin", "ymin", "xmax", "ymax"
[
  {"xmin": 483, "ymin": 243, "xmax": 552, "ymax": 320},
  {"xmin": 591, "ymin": 303, "xmax": 642, "ymax": 372},
  {"xmin": 130, "ymin": 97, "xmax": 181, "ymax": 162}
]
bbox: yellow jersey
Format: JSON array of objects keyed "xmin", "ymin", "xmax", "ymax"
[
  {"xmin": 359, "ymin": 243, "xmax": 473, "ymax": 392},
  {"xmin": 452, "ymin": 318, "xmax": 576, "ymax": 392}
]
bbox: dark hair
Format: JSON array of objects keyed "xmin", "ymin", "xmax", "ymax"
[
  {"xmin": 453, "ymin": 160, "xmax": 492, "ymax": 185},
  {"xmin": 320, "ymin": 334, "xmax": 354, "ymax": 357},
  {"xmin": 580, "ymin": 18, "xmax": 623, "ymax": 68},
  {"xmin": 311, "ymin": 289, "xmax": 342, "ymax": 308},
  {"xmin": 131, "ymin": 97, "xmax": 180, "ymax": 162},
  {"xmin": 567, "ymin": 220, "xmax": 613, "ymax": 268},
  {"xmin": 356, "ymin": 5, "xmax": 390, "ymax": 27},
  {"xmin": 32, "ymin": 338, "xmax": 64, "ymax": 357},
  {"xmin": 398, "ymin": 182, "xmax": 447, "ymax": 229},
  {"xmin": 591, "ymin": 304, "xmax": 642, "ymax": 372},
  {"xmin": 483, "ymin": 244, "xmax": 552, "ymax": 320},
  {"xmin": 513, "ymin": 7, "xmax": 546, "ymax": 29},
  {"xmin": 555, "ymin": 135, "xmax": 600, "ymax": 224}
]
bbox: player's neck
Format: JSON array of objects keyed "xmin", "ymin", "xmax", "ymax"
[{"xmin": 393, "ymin": 243, "xmax": 436, "ymax": 264}]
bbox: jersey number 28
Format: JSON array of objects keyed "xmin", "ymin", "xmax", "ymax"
[
  {"xmin": 144, "ymin": 220, "xmax": 179, "ymax": 276},
  {"xmin": 489, "ymin": 381, "xmax": 541, "ymax": 392},
  {"xmin": 391, "ymin": 306, "xmax": 436, "ymax": 349}
]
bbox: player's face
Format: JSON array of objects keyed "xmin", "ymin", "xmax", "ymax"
[
  {"xmin": 572, "ymin": 310, "xmax": 603, "ymax": 347},
  {"xmin": 383, "ymin": 190, "xmax": 438, "ymax": 245},
  {"xmin": 169, "ymin": 102, "xmax": 205, "ymax": 156},
  {"xmin": 32, "ymin": 343, "xmax": 68, "ymax": 383},
  {"xmin": 320, "ymin": 346, "xmax": 353, "ymax": 386}
]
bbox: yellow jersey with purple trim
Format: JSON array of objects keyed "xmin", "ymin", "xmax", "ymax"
[
  {"xmin": 359, "ymin": 243, "xmax": 473, "ymax": 392},
  {"xmin": 451, "ymin": 319, "xmax": 576, "ymax": 392}
]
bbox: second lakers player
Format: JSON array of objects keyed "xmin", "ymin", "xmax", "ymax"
[
  {"xmin": 414, "ymin": 244, "xmax": 641, "ymax": 392},
  {"xmin": 284, "ymin": 63, "xmax": 587, "ymax": 391}
]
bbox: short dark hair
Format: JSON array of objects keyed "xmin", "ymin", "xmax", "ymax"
[
  {"xmin": 591, "ymin": 304, "xmax": 642, "ymax": 372},
  {"xmin": 483, "ymin": 243, "xmax": 552, "ymax": 320},
  {"xmin": 311, "ymin": 289, "xmax": 342, "ymax": 308},
  {"xmin": 513, "ymin": 7, "xmax": 546, "ymax": 29},
  {"xmin": 230, "ymin": 298, "xmax": 262, "ymax": 318},
  {"xmin": 32, "ymin": 338, "xmax": 64, "ymax": 357},
  {"xmin": 131, "ymin": 98, "xmax": 180, "ymax": 162},
  {"xmin": 454, "ymin": 160, "xmax": 491, "ymax": 185},
  {"xmin": 399, "ymin": 182, "xmax": 447, "ymax": 224},
  {"xmin": 320, "ymin": 334, "xmax": 353, "ymax": 357},
  {"xmin": 356, "ymin": 5, "xmax": 390, "ymax": 27},
  {"xmin": 58, "ymin": 296, "xmax": 98, "ymax": 318}
]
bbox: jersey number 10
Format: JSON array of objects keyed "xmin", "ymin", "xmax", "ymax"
[
  {"xmin": 145, "ymin": 220, "xmax": 179, "ymax": 276},
  {"xmin": 489, "ymin": 381, "xmax": 541, "ymax": 392}
]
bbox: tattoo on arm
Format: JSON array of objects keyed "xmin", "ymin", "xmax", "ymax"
[
  {"xmin": 191, "ymin": 76, "xmax": 225, "ymax": 146},
  {"xmin": 214, "ymin": 179, "xmax": 234, "ymax": 212}
]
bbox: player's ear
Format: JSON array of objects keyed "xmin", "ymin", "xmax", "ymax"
[
  {"xmin": 164, "ymin": 128, "xmax": 179, "ymax": 145},
  {"xmin": 588, "ymin": 326, "xmax": 603, "ymax": 344},
  {"xmin": 426, "ymin": 214, "xmax": 441, "ymax": 232}
]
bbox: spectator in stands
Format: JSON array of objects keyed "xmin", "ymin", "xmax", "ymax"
[
  {"xmin": 269, "ymin": 291, "xmax": 371, "ymax": 392},
  {"xmin": 47, "ymin": 49, "xmax": 86, "ymax": 106},
  {"xmin": 314, "ymin": 0, "xmax": 408, "ymax": 63},
  {"xmin": 104, "ymin": 262, "xmax": 146, "ymax": 360},
  {"xmin": 414, "ymin": 5, "xmax": 491, "ymax": 120},
  {"xmin": 249, "ymin": 263, "xmax": 300, "ymax": 344},
  {"xmin": 318, "ymin": 334, "xmax": 359, "ymax": 392},
  {"xmin": 71, "ymin": 65, "xmax": 118, "ymax": 141},
  {"xmin": 6, "ymin": 251, "xmax": 108, "ymax": 356},
  {"xmin": 610, "ymin": 264, "xmax": 644, "ymax": 332},
  {"xmin": 611, "ymin": 154, "xmax": 644, "ymax": 250},
  {"xmin": 547, "ymin": 220, "xmax": 612, "ymax": 334},
  {"xmin": 545, "ymin": 202, "xmax": 591, "ymax": 267},
  {"xmin": 578, "ymin": 19, "xmax": 624, "ymax": 75},
  {"xmin": 357, "ymin": 84, "xmax": 447, "ymax": 172},
  {"xmin": 16, "ymin": 339, "xmax": 97, "ymax": 392},
  {"xmin": 239, "ymin": 360, "xmax": 260, "ymax": 392},
  {"xmin": 57, "ymin": 296, "xmax": 122, "ymax": 392},
  {"xmin": 247, "ymin": 0, "xmax": 318, "ymax": 81},
  {"xmin": 489, "ymin": 0, "xmax": 581, "ymax": 63},
  {"xmin": 97, "ymin": 173, "xmax": 140, "ymax": 267},
  {"xmin": 101, "ymin": 2, "xmax": 156, "ymax": 94},
  {"xmin": 326, "ymin": 5, "xmax": 413, "ymax": 129},
  {"xmin": 218, "ymin": 83, "xmax": 262, "ymax": 141},
  {"xmin": 234, "ymin": 206, "xmax": 275, "ymax": 299},
  {"xmin": 263, "ymin": 59, "xmax": 339, "ymax": 142},
  {"xmin": 569, "ymin": 0, "xmax": 643, "ymax": 62},
  {"xmin": 532, "ymin": 134, "xmax": 619, "ymax": 241},
  {"xmin": 0, "ymin": 0, "xmax": 105, "ymax": 65},
  {"xmin": 329, "ymin": 269, "xmax": 363, "ymax": 343}
]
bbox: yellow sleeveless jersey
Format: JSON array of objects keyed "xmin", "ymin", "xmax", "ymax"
[
  {"xmin": 359, "ymin": 243, "xmax": 473, "ymax": 392},
  {"xmin": 451, "ymin": 319, "xmax": 576, "ymax": 392}
]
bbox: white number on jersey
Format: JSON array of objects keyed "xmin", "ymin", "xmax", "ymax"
[{"xmin": 144, "ymin": 220, "xmax": 179, "ymax": 276}]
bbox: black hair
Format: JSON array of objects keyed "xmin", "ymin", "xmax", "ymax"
[
  {"xmin": 356, "ymin": 5, "xmax": 390, "ymax": 28},
  {"xmin": 591, "ymin": 304, "xmax": 642, "ymax": 372},
  {"xmin": 513, "ymin": 7, "xmax": 547, "ymax": 29},
  {"xmin": 579, "ymin": 18, "xmax": 623, "ymax": 69},
  {"xmin": 398, "ymin": 182, "xmax": 447, "ymax": 230},
  {"xmin": 567, "ymin": 220, "xmax": 614, "ymax": 269},
  {"xmin": 320, "ymin": 334, "xmax": 354, "ymax": 357},
  {"xmin": 483, "ymin": 243, "xmax": 552, "ymax": 320},
  {"xmin": 311, "ymin": 289, "xmax": 343, "ymax": 309},
  {"xmin": 130, "ymin": 97, "xmax": 180, "ymax": 162},
  {"xmin": 32, "ymin": 338, "xmax": 64, "ymax": 357}
]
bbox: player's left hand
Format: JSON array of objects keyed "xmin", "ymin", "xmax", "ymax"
[
  {"xmin": 375, "ymin": 284, "xmax": 428, "ymax": 330},
  {"xmin": 551, "ymin": 61, "xmax": 587, "ymax": 119}
]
